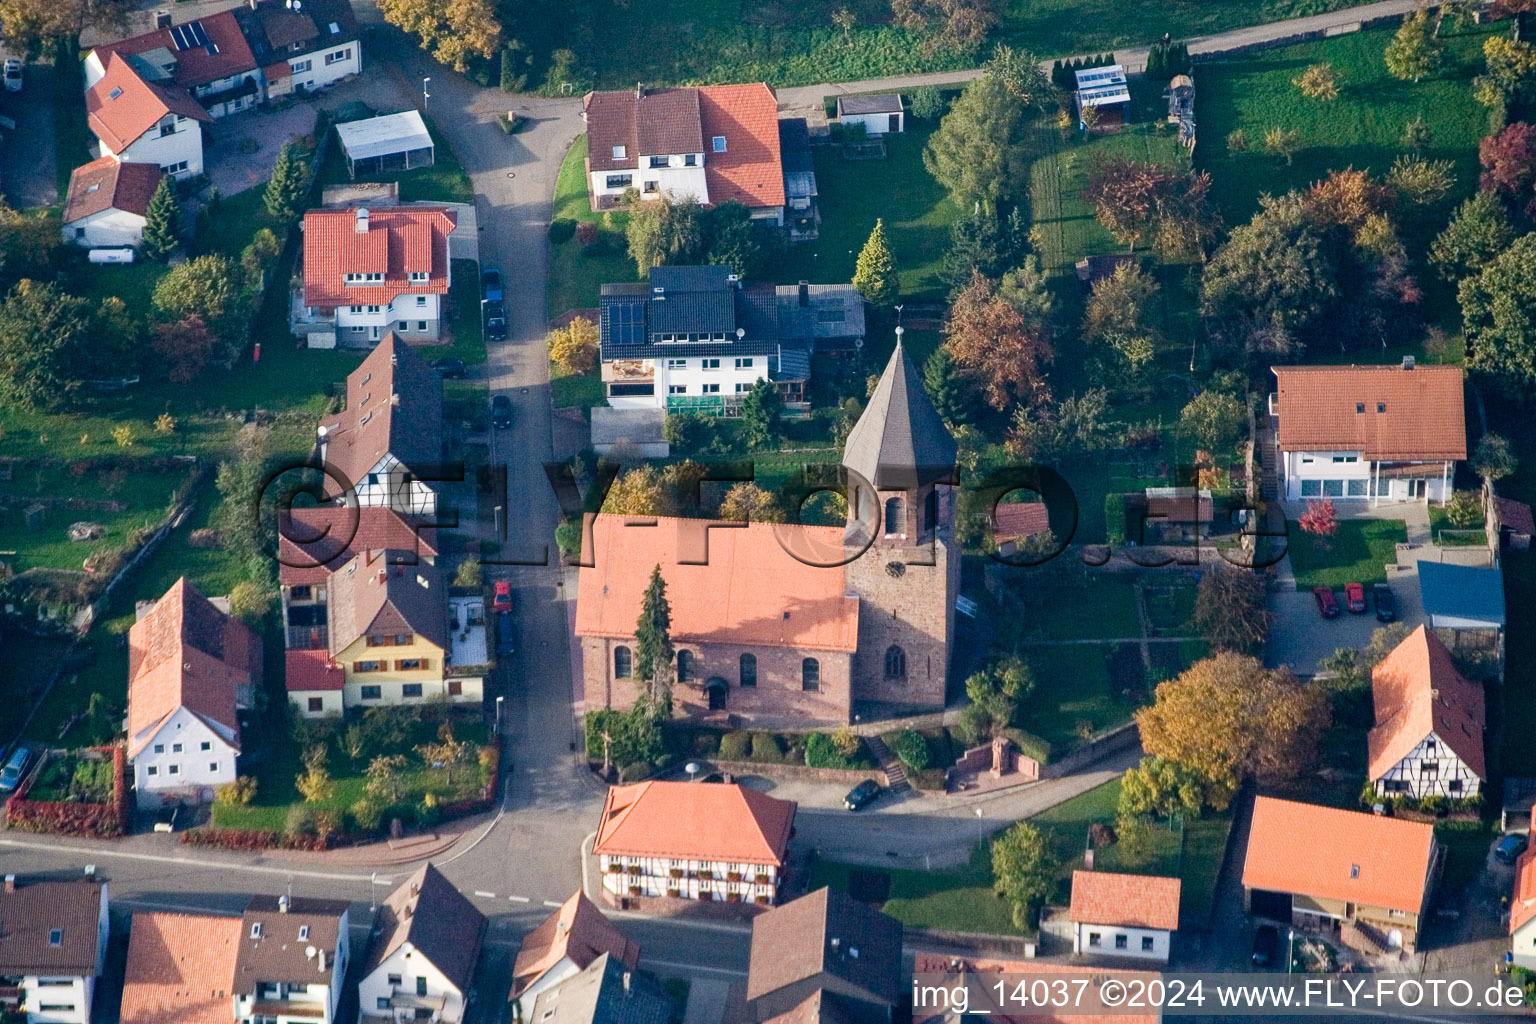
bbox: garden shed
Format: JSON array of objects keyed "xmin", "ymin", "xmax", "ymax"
[
  {"xmin": 1074, "ymin": 65, "xmax": 1129, "ymax": 128},
  {"xmin": 334, "ymin": 110, "xmax": 435, "ymax": 179},
  {"xmin": 836, "ymin": 93, "xmax": 904, "ymax": 135}
]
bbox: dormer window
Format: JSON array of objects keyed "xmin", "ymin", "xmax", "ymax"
[
  {"xmin": 712, "ymin": 136, "xmax": 727, "ymax": 153},
  {"xmin": 251, "ymin": 923, "xmax": 262, "ymax": 938},
  {"xmin": 1356, "ymin": 403, "xmax": 1365, "ymax": 413},
  {"xmin": 612, "ymin": 144, "xmax": 626, "ymax": 160},
  {"xmin": 299, "ymin": 925, "xmax": 310, "ymax": 940},
  {"xmin": 344, "ymin": 272, "xmax": 384, "ymax": 285},
  {"xmin": 409, "ymin": 271, "xmax": 428, "ymax": 283},
  {"xmin": 1349, "ymin": 864, "xmax": 1359, "ymax": 879},
  {"xmin": 109, "ymin": 87, "xmax": 123, "ymax": 99},
  {"xmin": 1377, "ymin": 402, "xmax": 1386, "ymax": 413},
  {"xmin": 49, "ymin": 929, "xmax": 62, "ymax": 946}
]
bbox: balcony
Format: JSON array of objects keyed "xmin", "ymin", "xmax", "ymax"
[
  {"xmin": 390, "ymin": 989, "xmax": 447, "ymax": 1012},
  {"xmin": 287, "ymin": 625, "xmax": 329, "ymax": 650},
  {"xmin": 251, "ymin": 1000, "xmax": 326, "ymax": 1019}
]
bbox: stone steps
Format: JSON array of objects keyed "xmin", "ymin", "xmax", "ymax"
[{"xmin": 865, "ymin": 734, "xmax": 912, "ymax": 794}]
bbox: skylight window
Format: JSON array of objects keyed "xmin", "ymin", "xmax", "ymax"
[
  {"xmin": 109, "ymin": 87, "xmax": 123, "ymax": 99},
  {"xmin": 612, "ymin": 145, "xmax": 626, "ymax": 160},
  {"xmin": 1350, "ymin": 864, "xmax": 1359, "ymax": 879},
  {"xmin": 49, "ymin": 929, "xmax": 63, "ymax": 946},
  {"xmin": 712, "ymin": 136, "xmax": 727, "ymax": 153}
]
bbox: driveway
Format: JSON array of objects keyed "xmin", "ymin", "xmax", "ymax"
[
  {"xmin": 0, "ymin": 61, "xmax": 58, "ymax": 209},
  {"xmin": 1265, "ymin": 575, "xmax": 1424, "ymax": 676}
]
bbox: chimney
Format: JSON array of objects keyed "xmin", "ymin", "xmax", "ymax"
[
  {"xmin": 798, "ymin": 280, "xmax": 809, "ymax": 307},
  {"xmin": 355, "ymin": 207, "xmax": 370, "ymax": 234},
  {"xmin": 279, "ymin": 895, "xmax": 290, "ymax": 913},
  {"xmin": 317, "ymin": 948, "xmax": 326, "ymax": 973},
  {"xmin": 4, "ymin": 875, "xmax": 14, "ymax": 892},
  {"xmin": 391, "ymin": 393, "xmax": 401, "ymax": 406},
  {"xmin": 635, "ymin": 82, "xmax": 644, "ymax": 99},
  {"xmin": 622, "ymin": 972, "xmax": 632, "ymax": 997},
  {"xmin": 1402, "ymin": 355, "xmax": 1415, "ymax": 370}
]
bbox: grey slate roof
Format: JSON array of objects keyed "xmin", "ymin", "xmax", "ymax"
[
  {"xmin": 779, "ymin": 118, "xmax": 814, "ymax": 174},
  {"xmin": 841, "ymin": 342, "xmax": 957, "ymax": 491},
  {"xmin": 776, "ymin": 284, "xmax": 865, "ymax": 349},
  {"xmin": 837, "ymin": 94, "xmax": 902, "ymax": 116},
  {"xmin": 648, "ymin": 266, "xmax": 737, "ymax": 336},
  {"xmin": 1418, "ymin": 561, "xmax": 1507, "ymax": 627},
  {"xmin": 526, "ymin": 953, "xmax": 673, "ymax": 1024},
  {"xmin": 363, "ymin": 863, "xmax": 485, "ymax": 991},
  {"xmin": 600, "ymin": 265, "xmax": 790, "ymax": 360}
]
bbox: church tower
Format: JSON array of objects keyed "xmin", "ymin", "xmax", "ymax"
[{"xmin": 840, "ymin": 333, "xmax": 960, "ymax": 713}]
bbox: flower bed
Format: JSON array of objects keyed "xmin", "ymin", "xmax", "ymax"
[{"xmin": 5, "ymin": 745, "xmax": 127, "ymax": 838}]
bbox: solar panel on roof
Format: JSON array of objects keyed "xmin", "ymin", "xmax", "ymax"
[
  {"xmin": 170, "ymin": 21, "xmax": 210, "ymax": 50},
  {"xmin": 607, "ymin": 301, "xmax": 645, "ymax": 344}
]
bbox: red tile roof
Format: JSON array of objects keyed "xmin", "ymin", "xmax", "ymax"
[
  {"xmin": 575, "ymin": 515, "xmax": 858, "ymax": 652},
  {"xmin": 1068, "ymin": 870, "xmax": 1181, "ymax": 931},
  {"xmin": 594, "ymin": 781, "xmax": 795, "ymax": 866},
  {"xmin": 91, "ymin": 10, "xmax": 257, "ymax": 89},
  {"xmin": 1271, "ymin": 364, "xmax": 1467, "ymax": 461},
  {"xmin": 1243, "ymin": 796, "xmax": 1436, "ymax": 913},
  {"xmin": 1512, "ymin": 847, "xmax": 1536, "ymax": 935},
  {"xmin": 285, "ymin": 649, "xmax": 345, "ymax": 692},
  {"xmin": 120, "ymin": 912, "xmax": 241, "ymax": 1024},
  {"xmin": 1368, "ymin": 625, "xmax": 1485, "ymax": 782},
  {"xmin": 992, "ymin": 502, "xmax": 1049, "ymax": 542},
  {"xmin": 302, "ymin": 206, "xmax": 455, "ymax": 308},
  {"xmin": 699, "ymin": 84, "xmax": 785, "ymax": 209},
  {"xmin": 910, "ymin": 955, "xmax": 1159, "ymax": 1024},
  {"xmin": 511, "ymin": 892, "xmax": 638, "ymax": 1000},
  {"xmin": 85, "ymin": 53, "xmax": 212, "ymax": 152},
  {"xmin": 127, "ymin": 578, "xmax": 257, "ymax": 758},
  {"xmin": 62, "ymin": 158, "xmax": 162, "ymax": 224},
  {"xmin": 278, "ymin": 505, "xmax": 439, "ymax": 586}
]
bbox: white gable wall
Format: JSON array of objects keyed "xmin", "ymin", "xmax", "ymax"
[
  {"xmin": 357, "ymin": 942, "xmax": 466, "ymax": 1023},
  {"xmin": 1373, "ymin": 732, "xmax": 1481, "ymax": 800},
  {"xmin": 512, "ymin": 957, "xmax": 579, "ymax": 1023},
  {"xmin": 1071, "ymin": 922, "xmax": 1171, "ymax": 962},
  {"xmin": 131, "ymin": 706, "xmax": 239, "ymax": 809},
  {"xmin": 62, "ymin": 207, "xmax": 147, "ymax": 248}
]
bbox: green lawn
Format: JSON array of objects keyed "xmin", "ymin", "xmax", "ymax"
[
  {"xmin": 429, "ymin": 258, "xmax": 490, "ymax": 367},
  {"xmin": 522, "ymin": 0, "xmax": 1367, "ymax": 90},
  {"xmin": 551, "ymin": 364, "xmax": 606, "ymax": 410},
  {"xmin": 776, "ymin": 122, "xmax": 959, "ymax": 300},
  {"xmin": 1286, "ymin": 517, "xmax": 1406, "ymax": 588},
  {"xmin": 1018, "ymin": 645, "xmax": 1135, "ymax": 751},
  {"xmin": 547, "ymin": 136, "xmax": 637, "ymax": 320},
  {"xmin": 0, "ymin": 463, "xmax": 192, "ymax": 572},
  {"xmin": 807, "ymin": 841, "xmax": 1028, "ymax": 937},
  {"xmin": 1013, "ymin": 576, "xmax": 1142, "ymax": 641},
  {"xmin": 1194, "ymin": 21, "xmax": 1498, "ymax": 222},
  {"xmin": 1428, "ymin": 500, "xmax": 1486, "ymax": 546}
]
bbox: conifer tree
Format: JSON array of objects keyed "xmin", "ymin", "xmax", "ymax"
[
  {"xmin": 264, "ymin": 140, "xmax": 310, "ymax": 222},
  {"xmin": 141, "ymin": 175, "xmax": 183, "ymax": 262},
  {"xmin": 633, "ymin": 565, "xmax": 675, "ymax": 719},
  {"xmin": 852, "ymin": 218, "xmax": 899, "ymax": 306}
]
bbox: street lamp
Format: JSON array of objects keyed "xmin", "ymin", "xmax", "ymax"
[
  {"xmin": 685, "ymin": 762, "xmax": 700, "ymax": 782},
  {"xmin": 369, "ymin": 872, "xmax": 378, "ymax": 912},
  {"xmin": 1287, "ymin": 929, "xmax": 1296, "ymax": 974},
  {"xmin": 422, "ymin": 76, "xmax": 431, "ymax": 113},
  {"xmin": 495, "ymin": 695, "xmax": 504, "ymax": 734}
]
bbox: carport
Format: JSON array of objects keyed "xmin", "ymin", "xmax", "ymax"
[
  {"xmin": 1248, "ymin": 889, "xmax": 1293, "ymax": 922},
  {"xmin": 334, "ymin": 110, "xmax": 435, "ymax": 179}
]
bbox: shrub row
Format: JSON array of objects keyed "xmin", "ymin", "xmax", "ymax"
[{"xmin": 5, "ymin": 746, "xmax": 128, "ymax": 838}]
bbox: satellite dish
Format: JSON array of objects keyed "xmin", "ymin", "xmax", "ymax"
[
  {"xmin": 305, "ymin": 945, "xmax": 318, "ymax": 960},
  {"xmin": 853, "ymin": 338, "xmax": 863, "ymax": 348}
]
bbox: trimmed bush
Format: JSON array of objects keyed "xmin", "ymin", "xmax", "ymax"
[
  {"xmin": 1001, "ymin": 727, "xmax": 1053, "ymax": 764},
  {"xmin": 719, "ymin": 730, "xmax": 752, "ymax": 760},
  {"xmin": 750, "ymin": 732, "xmax": 786, "ymax": 763},
  {"xmin": 804, "ymin": 731, "xmax": 862, "ymax": 769},
  {"xmin": 889, "ymin": 729, "xmax": 931, "ymax": 772},
  {"xmin": 549, "ymin": 219, "xmax": 577, "ymax": 243}
]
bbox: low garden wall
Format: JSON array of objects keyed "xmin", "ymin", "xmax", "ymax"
[
  {"xmin": 598, "ymin": 890, "xmax": 772, "ymax": 920},
  {"xmin": 705, "ymin": 760, "xmax": 883, "ymax": 785},
  {"xmin": 1037, "ymin": 721, "xmax": 1139, "ymax": 780},
  {"xmin": 5, "ymin": 745, "xmax": 128, "ymax": 838}
]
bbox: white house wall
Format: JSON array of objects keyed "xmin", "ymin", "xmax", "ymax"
[
  {"xmin": 1282, "ymin": 450, "xmax": 1452, "ymax": 502},
  {"xmin": 589, "ymin": 163, "xmax": 707, "ymax": 206},
  {"xmin": 840, "ymin": 111, "xmax": 903, "ymax": 135},
  {"xmin": 511, "ymin": 957, "xmax": 578, "ymax": 1023},
  {"xmin": 289, "ymin": 41, "xmax": 358, "ymax": 93},
  {"xmin": 115, "ymin": 119, "xmax": 205, "ymax": 179},
  {"xmin": 1072, "ymin": 922, "xmax": 1171, "ymax": 961},
  {"xmin": 1514, "ymin": 917, "xmax": 1536, "ymax": 970},
  {"xmin": 131, "ymin": 706, "xmax": 239, "ymax": 809},
  {"xmin": 19, "ymin": 884, "xmax": 107, "ymax": 1024},
  {"xmin": 604, "ymin": 354, "xmax": 772, "ymax": 410},
  {"xmin": 1374, "ymin": 732, "xmax": 1482, "ymax": 799},
  {"xmin": 358, "ymin": 944, "xmax": 466, "ymax": 1024},
  {"xmin": 341, "ymin": 675, "xmax": 482, "ymax": 710},
  {"xmin": 63, "ymin": 208, "xmax": 147, "ymax": 248}
]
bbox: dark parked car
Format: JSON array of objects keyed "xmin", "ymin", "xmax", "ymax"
[
  {"xmin": 1374, "ymin": 584, "xmax": 1397, "ymax": 623},
  {"xmin": 0, "ymin": 745, "xmax": 35, "ymax": 793},
  {"xmin": 431, "ymin": 357, "xmax": 466, "ymax": 379},
  {"xmin": 1252, "ymin": 924, "xmax": 1279, "ymax": 967},
  {"xmin": 496, "ymin": 611, "xmax": 515, "ymax": 656},
  {"xmin": 1344, "ymin": 581, "xmax": 1366, "ymax": 614},
  {"xmin": 1313, "ymin": 586, "xmax": 1340, "ymax": 619},
  {"xmin": 491, "ymin": 395, "xmax": 513, "ymax": 429},
  {"xmin": 1495, "ymin": 833, "xmax": 1529, "ymax": 865},
  {"xmin": 484, "ymin": 300, "xmax": 507, "ymax": 341},
  {"xmin": 844, "ymin": 779, "xmax": 882, "ymax": 811},
  {"xmin": 481, "ymin": 267, "xmax": 503, "ymax": 302}
]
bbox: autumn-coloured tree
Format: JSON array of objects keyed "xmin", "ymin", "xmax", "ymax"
[
  {"xmin": 1293, "ymin": 62, "xmax": 1339, "ymax": 100},
  {"xmin": 1301, "ymin": 168, "xmax": 1393, "ymax": 235},
  {"xmin": 1083, "ymin": 262, "xmax": 1158, "ymax": 341},
  {"xmin": 602, "ymin": 466, "xmax": 666, "ymax": 516},
  {"xmin": 718, "ymin": 483, "xmax": 786, "ymax": 523},
  {"xmin": 377, "ymin": 0, "xmax": 500, "ymax": 70},
  {"xmin": 943, "ymin": 272, "xmax": 1052, "ymax": 411},
  {"xmin": 1190, "ymin": 567, "xmax": 1272, "ymax": 654},
  {"xmin": 151, "ymin": 315, "xmax": 218, "ymax": 384},
  {"xmin": 1384, "ymin": 9, "xmax": 1444, "ymax": 82},
  {"xmin": 1479, "ymin": 122, "xmax": 1536, "ymax": 218},
  {"xmin": 890, "ymin": 0, "xmax": 998, "ymax": 46},
  {"xmin": 1080, "ymin": 159, "xmax": 1216, "ymax": 257},
  {"xmin": 1387, "ymin": 155, "xmax": 1456, "ymax": 206},
  {"xmin": 1298, "ymin": 498, "xmax": 1339, "ymax": 550},
  {"xmin": 1262, "ymin": 126, "xmax": 1302, "ymax": 165},
  {"xmin": 1134, "ymin": 652, "xmax": 1330, "ymax": 810},
  {"xmin": 1473, "ymin": 36, "xmax": 1536, "ymax": 111},
  {"xmin": 548, "ymin": 316, "xmax": 599, "ymax": 374},
  {"xmin": 1118, "ymin": 756, "xmax": 1206, "ymax": 821}
]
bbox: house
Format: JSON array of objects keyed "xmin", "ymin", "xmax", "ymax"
[
  {"xmin": 85, "ymin": 11, "xmax": 263, "ymax": 119},
  {"xmin": 0, "ymin": 876, "xmax": 109, "ymax": 1024},
  {"xmin": 599, "ymin": 265, "xmax": 809, "ymax": 413},
  {"xmin": 60, "ymin": 158, "xmax": 162, "ymax": 248},
  {"xmin": 298, "ymin": 208, "xmax": 456, "ymax": 347},
  {"xmin": 119, "ymin": 912, "xmax": 242, "ymax": 1024},
  {"xmin": 1067, "ymin": 870, "xmax": 1181, "ymax": 963},
  {"xmin": 335, "ymin": 111, "xmax": 435, "ymax": 179},
  {"xmin": 1138, "ymin": 488, "xmax": 1214, "ymax": 544},
  {"xmin": 835, "ymin": 94, "xmax": 903, "ymax": 136},
  {"xmin": 84, "ymin": 52, "xmax": 212, "ymax": 179},
  {"xmin": 779, "ymin": 118, "xmax": 819, "ymax": 242},
  {"xmin": 582, "ymin": 83, "xmax": 785, "ymax": 222},
  {"xmin": 910, "ymin": 954, "xmax": 1161, "ymax": 1024},
  {"xmin": 1242, "ymin": 796, "xmax": 1441, "ymax": 953},
  {"xmin": 578, "ymin": 340, "xmax": 958, "ymax": 726},
  {"xmin": 1075, "ymin": 65, "xmax": 1129, "ymax": 128},
  {"xmin": 991, "ymin": 501, "xmax": 1050, "ymax": 557},
  {"xmin": 1417, "ymin": 560, "xmax": 1506, "ymax": 665},
  {"xmin": 593, "ymin": 781, "xmax": 796, "ymax": 909},
  {"xmin": 1511, "ymin": 846, "xmax": 1536, "ymax": 969},
  {"xmin": 775, "ymin": 281, "xmax": 865, "ymax": 354},
  {"xmin": 523, "ymin": 954, "xmax": 672, "ymax": 1024},
  {"xmin": 234, "ymin": 896, "xmax": 350, "ymax": 1024},
  {"xmin": 1270, "ymin": 361, "xmax": 1467, "ymax": 503},
  {"xmin": 322, "ymin": 548, "xmax": 484, "ymax": 710},
  {"xmin": 589, "ymin": 407, "xmax": 670, "ymax": 459},
  {"xmin": 358, "ymin": 864, "xmax": 486, "ymax": 1024},
  {"xmin": 316, "ymin": 334, "xmax": 443, "ymax": 513},
  {"xmin": 1494, "ymin": 495, "xmax": 1533, "ymax": 550},
  {"xmin": 234, "ymin": 0, "xmax": 359, "ymax": 100},
  {"xmin": 746, "ymin": 888, "xmax": 902, "ymax": 1024},
  {"xmin": 127, "ymin": 578, "xmax": 260, "ymax": 810},
  {"xmin": 1368, "ymin": 625, "xmax": 1486, "ymax": 800},
  {"xmin": 509, "ymin": 892, "xmax": 639, "ymax": 1021}
]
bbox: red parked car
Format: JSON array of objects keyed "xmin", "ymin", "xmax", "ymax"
[
  {"xmin": 492, "ymin": 580, "xmax": 513, "ymax": 614},
  {"xmin": 1344, "ymin": 582, "xmax": 1366, "ymax": 613},
  {"xmin": 1313, "ymin": 586, "xmax": 1340, "ymax": 619}
]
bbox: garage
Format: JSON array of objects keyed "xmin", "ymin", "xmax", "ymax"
[{"xmin": 1249, "ymin": 889, "xmax": 1293, "ymax": 922}]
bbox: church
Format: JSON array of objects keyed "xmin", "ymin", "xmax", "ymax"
[{"xmin": 574, "ymin": 340, "xmax": 960, "ymax": 726}]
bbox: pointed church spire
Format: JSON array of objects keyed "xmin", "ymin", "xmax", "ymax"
[{"xmin": 841, "ymin": 332, "xmax": 958, "ymax": 491}]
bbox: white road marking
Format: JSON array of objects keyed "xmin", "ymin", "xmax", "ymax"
[
  {"xmin": 475, "ymin": 890, "xmax": 498, "ymax": 898},
  {"xmin": 0, "ymin": 838, "xmax": 392, "ymax": 884},
  {"xmin": 509, "ymin": 895, "xmax": 530, "ymax": 902},
  {"xmin": 543, "ymin": 900, "xmax": 562, "ymax": 907}
]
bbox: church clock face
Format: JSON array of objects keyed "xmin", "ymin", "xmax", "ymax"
[{"xmin": 885, "ymin": 561, "xmax": 906, "ymax": 578}]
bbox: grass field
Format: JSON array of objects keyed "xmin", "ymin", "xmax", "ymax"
[
  {"xmin": 1286, "ymin": 517, "xmax": 1406, "ymax": 588},
  {"xmin": 0, "ymin": 464, "xmax": 192, "ymax": 572},
  {"xmin": 776, "ymin": 122, "xmax": 960, "ymax": 300},
  {"xmin": 1194, "ymin": 22, "xmax": 1498, "ymax": 222},
  {"xmin": 807, "ymin": 842, "xmax": 1028, "ymax": 937},
  {"xmin": 1018, "ymin": 645, "xmax": 1135, "ymax": 750},
  {"xmin": 1013, "ymin": 576, "xmax": 1143, "ymax": 640},
  {"xmin": 548, "ymin": 136, "xmax": 637, "ymax": 321}
]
